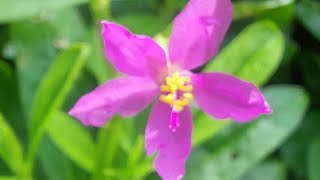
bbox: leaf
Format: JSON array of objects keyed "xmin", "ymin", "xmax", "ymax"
[
  {"xmin": 296, "ymin": 0, "xmax": 320, "ymax": 41},
  {"xmin": 308, "ymin": 138, "xmax": 320, "ymax": 180},
  {"xmin": 38, "ymin": 138, "xmax": 71, "ymax": 180},
  {"xmin": 115, "ymin": 15, "xmax": 167, "ymax": 36},
  {"xmin": 47, "ymin": 111, "xmax": 95, "ymax": 172},
  {"xmin": 239, "ymin": 161, "xmax": 287, "ymax": 180},
  {"xmin": 91, "ymin": 119, "xmax": 122, "ymax": 180},
  {"xmin": 127, "ymin": 136, "xmax": 146, "ymax": 167},
  {"xmin": 0, "ymin": 113, "xmax": 23, "ymax": 174},
  {"xmin": 27, "ymin": 43, "xmax": 90, "ymax": 165},
  {"xmin": 0, "ymin": 0, "xmax": 88, "ymax": 23},
  {"xmin": 0, "ymin": 177, "xmax": 17, "ymax": 180},
  {"xmin": 38, "ymin": 136, "xmax": 89, "ymax": 180},
  {"xmin": 0, "ymin": 60, "xmax": 26, "ymax": 139},
  {"xmin": 234, "ymin": 0, "xmax": 294, "ymax": 20},
  {"xmin": 234, "ymin": 0, "xmax": 295, "ymax": 27},
  {"xmin": 193, "ymin": 21, "xmax": 284, "ymax": 146},
  {"xmin": 11, "ymin": 8, "xmax": 85, "ymax": 116},
  {"xmin": 11, "ymin": 20, "xmax": 57, "ymax": 117},
  {"xmin": 186, "ymin": 85, "xmax": 309, "ymax": 180},
  {"xmin": 204, "ymin": 20, "xmax": 283, "ymax": 86},
  {"xmin": 297, "ymin": 51, "xmax": 320, "ymax": 107},
  {"xmin": 280, "ymin": 110, "xmax": 320, "ymax": 177},
  {"xmin": 84, "ymin": 27, "xmax": 116, "ymax": 84}
]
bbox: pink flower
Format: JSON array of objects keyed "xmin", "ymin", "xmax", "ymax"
[{"xmin": 69, "ymin": 0, "xmax": 271, "ymax": 179}]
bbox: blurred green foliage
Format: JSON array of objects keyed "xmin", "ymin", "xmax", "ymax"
[{"xmin": 0, "ymin": 0, "xmax": 319, "ymax": 179}]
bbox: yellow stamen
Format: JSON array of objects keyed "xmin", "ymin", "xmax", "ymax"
[
  {"xmin": 183, "ymin": 93, "xmax": 193, "ymax": 99},
  {"xmin": 176, "ymin": 98, "xmax": 189, "ymax": 107},
  {"xmin": 159, "ymin": 72, "xmax": 193, "ymax": 112},
  {"xmin": 159, "ymin": 94, "xmax": 174, "ymax": 106},
  {"xmin": 179, "ymin": 85, "xmax": 193, "ymax": 92},
  {"xmin": 160, "ymin": 85, "xmax": 170, "ymax": 92}
]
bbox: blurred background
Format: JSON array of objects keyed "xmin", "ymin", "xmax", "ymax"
[{"xmin": 0, "ymin": 0, "xmax": 319, "ymax": 179}]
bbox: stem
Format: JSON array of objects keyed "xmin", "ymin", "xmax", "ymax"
[{"xmin": 89, "ymin": 0, "xmax": 112, "ymax": 22}]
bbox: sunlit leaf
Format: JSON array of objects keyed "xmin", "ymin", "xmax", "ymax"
[
  {"xmin": 0, "ymin": 113, "xmax": 23, "ymax": 174},
  {"xmin": 0, "ymin": 177, "xmax": 17, "ymax": 180},
  {"xmin": 204, "ymin": 20, "xmax": 283, "ymax": 85},
  {"xmin": 234, "ymin": 0, "xmax": 294, "ymax": 20}
]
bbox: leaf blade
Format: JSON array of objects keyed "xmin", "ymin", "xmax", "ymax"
[
  {"xmin": 27, "ymin": 43, "xmax": 90, "ymax": 166},
  {"xmin": 0, "ymin": 113, "xmax": 23, "ymax": 174},
  {"xmin": 0, "ymin": 0, "xmax": 88, "ymax": 23},
  {"xmin": 47, "ymin": 111, "xmax": 95, "ymax": 172}
]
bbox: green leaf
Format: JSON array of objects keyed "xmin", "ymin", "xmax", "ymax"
[
  {"xmin": 296, "ymin": 0, "xmax": 320, "ymax": 41},
  {"xmin": 0, "ymin": 0, "xmax": 88, "ymax": 23},
  {"xmin": 280, "ymin": 110, "xmax": 320, "ymax": 177},
  {"xmin": 47, "ymin": 111, "xmax": 95, "ymax": 172},
  {"xmin": 0, "ymin": 60, "xmax": 26, "ymax": 139},
  {"xmin": 0, "ymin": 113, "xmax": 23, "ymax": 174},
  {"xmin": 186, "ymin": 85, "xmax": 309, "ymax": 180},
  {"xmin": 11, "ymin": 19, "xmax": 57, "ymax": 117},
  {"xmin": 115, "ymin": 15, "xmax": 167, "ymax": 36},
  {"xmin": 11, "ymin": 8, "xmax": 85, "ymax": 116},
  {"xmin": 84, "ymin": 27, "xmax": 116, "ymax": 83},
  {"xmin": 193, "ymin": 21, "xmax": 284, "ymax": 146},
  {"xmin": 0, "ymin": 177, "xmax": 17, "ymax": 180},
  {"xmin": 204, "ymin": 20, "xmax": 283, "ymax": 86},
  {"xmin": 91, "ymin": 119, "xmax": 122, "ymax": 180},
  {"xmin": 239, "ymin": 161, "xmax": 287, "ymax": 180},
  {"xmin": 38, "ymin": 136, "xmax": 89, "ymax": 180},
  {"xmin": 234, "ymin": 0, "xmax": 294, "ymax": 20},
  {"xmin": 308, "ymin": 138, "xmax": 320, "ymax": 180},
  {"xmin": 27, "ymin": 43, "xmax": 90, "ymax": 167},
  {"xmin": 127, "ymin": 136, "xmax": 146, "ymax": 167},
  {"xmin": 298, "ymin": 51, "xmax": 320, "ymax": 107},
  {"xmin": 192, "ymin": 116, "xmax": 230, "ymax": 147}
]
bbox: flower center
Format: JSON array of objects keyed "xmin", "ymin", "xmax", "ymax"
[{"xmin": 159, "ymin": 72, "xmax": 193, "ymax": 131}]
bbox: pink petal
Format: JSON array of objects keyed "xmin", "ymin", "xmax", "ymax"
[
  {"xmin": 169, "ymin": 0, "xmax": 233, "ymax": 70},
  {"xmin": 192, "ymin": 72, "xmax": 271, "ymax": 122},
  {"xmin": 145, "ymin": 101, "xmax": 192, "ymax": 180},
  {"xmin": 69, "ymin": 76, "xmax": 158, "ymax": 127},
  {"xmin": 101, "ymin": 21, "xmax": 167, "ymax": 82}
]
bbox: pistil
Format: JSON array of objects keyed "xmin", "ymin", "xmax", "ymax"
[{"xmin": 159, "ymin": 72, "xmax": 193, "ymax": 131}]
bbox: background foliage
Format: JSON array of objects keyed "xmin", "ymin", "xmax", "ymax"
[{"xmin": 0, "ymin": 0, "xmax": 319, "ymax": 179}]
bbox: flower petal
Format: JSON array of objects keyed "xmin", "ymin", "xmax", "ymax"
[
  {"xmin": 101, "ymin": 21, "xmax": 167, "ymax": 82},
  {"xmin": 145, "ymin": 101, "xmax": 192, "ymax": 180},
  {"xmin": 69, "ymin": 76, "xmax": 158, "ymax": 127},
  {"xmin": 169, "ymin": 0, "xmax": 233, "ymax": 70},
  {"xmin": 192, "ymin": 72, "xmax": 271, "ymax": 122}
]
